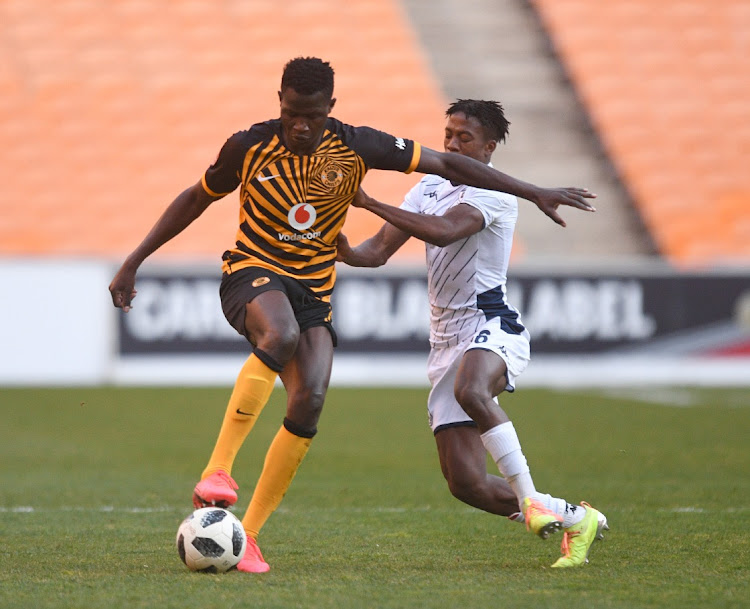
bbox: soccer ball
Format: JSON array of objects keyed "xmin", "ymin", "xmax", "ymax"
[{"xmin": 176, "ymin": 507, "xmax": 246, "ymax": 572}]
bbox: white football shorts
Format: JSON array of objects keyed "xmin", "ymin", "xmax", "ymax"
[{"xmin": 426, "ymin": 316, "xmax": 531, "ymax": 433}]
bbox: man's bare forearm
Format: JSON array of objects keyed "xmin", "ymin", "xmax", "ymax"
[
  {"xmin": 355, "ymin": 193, "xmax": 461, "ymax": 247},
  {"xmin": 341, "ymin": 237, "xmax": 389, "ymax": 267},
  {"xmin": 418, "ymin": 149, "xmax": 538, "ymax": 201},
  {"xmin": 124, "ymin": 183, "xmax": 215, "ymax": 269}
]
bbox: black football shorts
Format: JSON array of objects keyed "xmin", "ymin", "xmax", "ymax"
[{"xmin": 219, "ymin": 266, "xmax": 337, "ymax": 346}]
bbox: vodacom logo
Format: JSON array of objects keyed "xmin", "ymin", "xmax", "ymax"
[{"xmin": 288, "ymin": 203, "xmax": 316, "ymax": 231}]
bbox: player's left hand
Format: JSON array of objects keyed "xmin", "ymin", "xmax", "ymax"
[{"xmin": 533, "ymin": 187, "xmax": 596, "ymax": 227}]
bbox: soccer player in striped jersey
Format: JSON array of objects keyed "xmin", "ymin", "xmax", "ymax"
[
  {"xmin": 337, "ymin": 99, "xmax": 607, "ymax": 568},
  {"xmin": 109, "ymin": 58, "xmax": 596, "ymax": 573}
]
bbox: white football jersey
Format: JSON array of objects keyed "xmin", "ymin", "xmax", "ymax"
[{"xmin": 400, "ymin": 169, "xmax": 526, "ymax": 349}]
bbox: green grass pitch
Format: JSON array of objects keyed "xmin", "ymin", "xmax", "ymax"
[{"xmin": 1, "ymin": 385, "xmax": 748, "ymax": 608}]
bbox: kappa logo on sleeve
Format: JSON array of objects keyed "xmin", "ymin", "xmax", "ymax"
[{"xmin": 395, "ymin": 137, "xmax": 406, "ymax": 150}]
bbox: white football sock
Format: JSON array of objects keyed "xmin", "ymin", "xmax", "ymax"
[
  {"xmin": 509, "ymin": 496, "xmax": 585, "ymax": 527},
  {"xmin": 562, "ymin": 502, "xmax": 586, "ymax": 528},
  {"xmin": 532, "ymin": 492, "xmax": 567, "ymax": 517},
  {"xmin": 481, "ymin": 421, "xmax": 536, "ymax": 508}
]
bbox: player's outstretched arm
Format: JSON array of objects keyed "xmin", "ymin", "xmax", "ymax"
[
  {"xmin": 336, "ymin": 220, "xmax": 410, "ymax": 268},
  {"xmin": 351, "ymin": 189, "xmax": 483, "ymax": 247},
  {"xmin": 109, "ymin": 182, "xmax": 222, "ymax": 311},
  {"xmin": 415, "ymin": 147, "xmax": 596, "ymax": 227}
]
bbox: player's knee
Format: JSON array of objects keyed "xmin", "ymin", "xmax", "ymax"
[
  {"xmin": 286, "ymin": 386, "xmax": 326, "ymax": 429},
  {"xmin": 454, "ymin": 383, "xmax": 488, "ymax": 417},
  {"xmin": 255, "ymin": 324, "xmax": 300, "ymax": 363}
]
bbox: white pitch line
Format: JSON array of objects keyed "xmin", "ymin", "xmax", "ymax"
[
  {"xmin": 657, "ymin": 507, "xmax": 750, "ymax": 514},
  {"xmin": 2, "ymin": 505, "xmax": 747, "ymax": 515},
  {"xmin": 0, "ymin": 505, "xmax": 451, "ymax": 515},
  {"xmin": 0, "ymin": 506, "xmax": 180, "ymax": 513}
]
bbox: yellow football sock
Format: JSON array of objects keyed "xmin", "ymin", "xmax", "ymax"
[
  {"xmin": 201, "ymin": 353, "xmax": 277, "ymax": 479},
  {"xmin": 242, "ymin": 425, "xmax": 312, "ymax": 539}
]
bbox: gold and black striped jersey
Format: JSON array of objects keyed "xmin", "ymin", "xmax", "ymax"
[{"xmin": 201, "ymin": 117, "xmax": 421, "ymax": 301}]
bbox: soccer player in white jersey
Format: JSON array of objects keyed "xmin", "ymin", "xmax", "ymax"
[{"xmin": 337, "ymin": 99, "xmax": 607, "ymax": 568}]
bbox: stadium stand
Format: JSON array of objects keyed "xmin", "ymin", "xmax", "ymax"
[
  {"xmin": 401, "ymin": 0, "xmax": 655, "ymax": 261},
  {"xmin": 4, "ymin": 0, "xmax": 747, "ymax": 268},
  {"xmin": 530, "ymin": 0, "xmax": 750, "ymax": 266},
  {"xmin": 0, "ymin": 0, "xmax": 445, "ymax": 262}
]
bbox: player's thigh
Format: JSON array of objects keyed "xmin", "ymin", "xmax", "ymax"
[
  {"xmin": 427, "ymin": 346, "xmax": 475, "ymax": 432},
  {"xmin": 220, "ymin": 267, "xmax": 299, "ymax": 353},
  {"xmin": 435, "ymin": 425, "xmax": 488, "ymax": 486},
  {"xmin": 462, "ymin": 319, "xmax": 530, "ymax": 394},
  {"xmin": 279, "ymin": 326, "xmax": 334, "ymax": 426},
  {"xmin": 455, "ymin": 348, "xmax": 508, "ymax": 400},
  {"xmin": 244, "ymin": 291, "xmax": 300, "ymax": 358}
]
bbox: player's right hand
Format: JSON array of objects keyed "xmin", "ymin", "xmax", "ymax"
[
  {"xmin": 351, "ymin": 188, "xmax": 369, "ymax": 208},
  {"xmin": 335, "ymin": 233, "xmax": 352, "ymax": 262},
  {"xmin": 109, "ymin": 266, "xmax": 137, "ymax": 312}
]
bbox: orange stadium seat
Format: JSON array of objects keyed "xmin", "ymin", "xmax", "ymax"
[
  {"xmin": 0, "ymin": 0, "xmax": 446, "ymax": 262},
  {"xmin": 531, "ymin": 0, "xmax": 750, "ymax": 266}
]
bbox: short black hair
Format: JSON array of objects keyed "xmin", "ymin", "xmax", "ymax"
[
  {"xmin": 446, "ymin": 99, "xmax": 510, "ymax": 143},
  {"xmin": 281, "ymin": 57, "xmax": 335, "ymax": 98}
]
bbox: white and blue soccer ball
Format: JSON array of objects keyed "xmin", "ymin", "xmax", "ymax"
[{"xmin": 176, "ymin": 507, "xmax": 246, "ymax": 572}]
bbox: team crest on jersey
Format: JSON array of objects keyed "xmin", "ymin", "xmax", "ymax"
[{"xmin": 319, "ymin": 161, "xmax": 345, "ymax": 189}]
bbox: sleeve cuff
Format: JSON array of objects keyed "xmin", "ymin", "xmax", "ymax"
[
  {"xmin": 201, "ymin": 173, "xmax": 232, "ymax": 197},
  {"xmin": 405, "ymin": 142, "xmax": 422, "ymax": 174}
]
